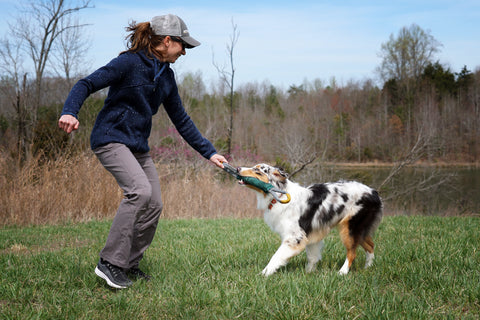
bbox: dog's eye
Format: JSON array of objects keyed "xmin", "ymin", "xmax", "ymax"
[
  {"xmin": 273, "ymin": 171, "xmax": 286, "ymax": 179},
  {"xmin": 254, "ymin": 169, "xmax": 263, "ymax": 175}
]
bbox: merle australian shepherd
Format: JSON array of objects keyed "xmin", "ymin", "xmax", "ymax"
[{"xmin": 237, "ymin": 164, "xmax": 383, "ymax": 276}]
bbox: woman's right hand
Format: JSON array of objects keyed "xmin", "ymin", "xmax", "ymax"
[{"xmin": 58, "ymin": 114, "xmax": 80, "ymax": 134}]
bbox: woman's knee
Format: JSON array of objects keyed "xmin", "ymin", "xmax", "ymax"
[
  {"xmin": 149, "ymin": 193, "xmax": 163, "ymax": 218},
  {"xmin": 128, "ymin": 183, "xmax": 152, "ymax": 205}
]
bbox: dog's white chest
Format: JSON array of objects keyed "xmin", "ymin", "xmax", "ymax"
[{"xmin": 263, "ymin": 206, "xmax": 301, "ymax": 239}]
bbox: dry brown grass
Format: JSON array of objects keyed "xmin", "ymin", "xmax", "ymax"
[
  {"xmin": 1, "ymin": 154, "xmax": 120, "ymax": 225},
  {"xmin": 0, "ymin": 154, "xmax": 260, "ymax": 226},
  {"xmin": 3, "ymin": 154, "xmax": 471, "ymax": 227},
  {"xmin": 158, "ymin": 165, "xmax": 259, "ymax": 219}
]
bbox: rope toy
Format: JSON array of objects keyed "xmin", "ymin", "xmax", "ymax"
[{"xmin": 222, "ymin": 163, "xmax": 291, "ymax": 204}]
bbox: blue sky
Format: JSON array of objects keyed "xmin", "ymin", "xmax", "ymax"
[{"xmin": 1, "ymin": 0, "xmax": 479, "ymax": 89}]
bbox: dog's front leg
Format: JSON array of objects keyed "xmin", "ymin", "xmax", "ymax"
[{"xmin": 262, "ymin": 235, "xmax": 307, "ymax": 276}]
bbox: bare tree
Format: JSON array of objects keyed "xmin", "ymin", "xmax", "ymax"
[
  {"xmin": 0, "ymin": 37, "xmax": 30, "ymax": 163},
  {"xmin": 2, "ymin": 0, "xmax": 92, "ymax": 162},
  {"xmin": 213, "ymin": 18, "xmax": 239, "ymax": 155},
  {"xmin": 51, "ymin": 14, "xmax": 91, "ymax": 89},
  {"xmin": 11, "ymin": 0, "xmax": 92, "ymax": 107},
  {"xmin": 377, "ymin": 128, "xmax": 454, "ymax": 203},
  {"xmin": 0, "ymin": 38, "xmax": 24, "ymax": 93},
  {"xmin": 278, "ymin": 126, "xmax": 327, "ymax": 179}
]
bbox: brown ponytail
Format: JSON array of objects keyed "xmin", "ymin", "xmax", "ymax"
[{"xmin": 122, "ymin": 21, "xmax": 165, "ymax": 59}]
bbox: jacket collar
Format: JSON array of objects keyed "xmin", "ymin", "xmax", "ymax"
[{"xmin": 153, "ymin": 59, "xmax": 169, "ymax": 81}]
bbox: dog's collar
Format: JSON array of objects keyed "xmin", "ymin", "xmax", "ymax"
[{"xmin": 268, "ymin": 198, "xmax": 277, "ymax": 210}]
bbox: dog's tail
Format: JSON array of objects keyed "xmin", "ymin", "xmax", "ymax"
[{"xmin": 349, "ymin": 190, "xmax": 383, "ymax": 241}]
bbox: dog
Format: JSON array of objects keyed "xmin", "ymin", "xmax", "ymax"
[{"xmin": 237, "ymin": 164, "xmax": 383, "ymax": 276}]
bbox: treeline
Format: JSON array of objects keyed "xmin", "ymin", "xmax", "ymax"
[
  {"xmin": 176, "ymin": 64, "xmax": 479, "ymax": 165},
  {"xmin": 0, "ymin": 63, "xmax": 479, "ymax": 167}
]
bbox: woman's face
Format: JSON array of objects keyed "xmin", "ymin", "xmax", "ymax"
[{"xmin": 158, "ymin": 37, "xmax": 186, "ymax": 63}]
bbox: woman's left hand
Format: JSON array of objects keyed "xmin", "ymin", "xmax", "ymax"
[{"xmin": 209, "ymin": 154, "xmax": 228, "ymax": 168}]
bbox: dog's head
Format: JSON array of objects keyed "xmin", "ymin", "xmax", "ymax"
[{"xmin": 238, "ymin": 164, "xmax": 289, "ymax": 193}]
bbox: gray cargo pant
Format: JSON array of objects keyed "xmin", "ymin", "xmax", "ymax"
[{"xmin": 93, "ymin": 143, "xmax": 163, "ymax": 269}]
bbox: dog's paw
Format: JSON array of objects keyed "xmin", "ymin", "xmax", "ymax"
[
  {"xmin": 305, "ymin": 263, "xmax": 317, "ymax": 273},
  {"xmin": 338, "ymin": 266, "xmax": 349, "ymax": 275},
  {"xmin": 261, "ymin": 266, "xmax": 277, "ymax": 277},
  {"xmin": 338, "ymin": 259, "xmax": 350, "ymax": 275},
  {"xmin": 364, "ymin": 252, "xmax": 375, "ymax": 269}
]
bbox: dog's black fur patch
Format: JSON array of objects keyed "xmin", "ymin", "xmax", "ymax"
[
  {"xmin": 299, "ymin": 184, "xmax": 329, "ymax": 234},
  {"xmin": 349, "ymin": 190, "xmax": 382, "ymax": 243}
]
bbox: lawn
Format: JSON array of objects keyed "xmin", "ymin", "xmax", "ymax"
[{"xmin": 0, "ymin": 216, "xmax": 478, "ymax": 319}]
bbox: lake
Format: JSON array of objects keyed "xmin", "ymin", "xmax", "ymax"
[{"xmin": 294, "ymin": 165, "xmax": 480, "ymax": 216}]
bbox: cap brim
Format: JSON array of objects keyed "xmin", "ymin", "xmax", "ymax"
[{"xmin": 183, "ymin": 36, "xmax": 201, "ymax": 49}]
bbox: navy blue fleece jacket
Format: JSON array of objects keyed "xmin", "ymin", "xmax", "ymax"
[{"xmin": 61, "ymin": 50, "xmax": 217, "ymax": 158}]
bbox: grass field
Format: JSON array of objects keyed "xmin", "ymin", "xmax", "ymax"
[{"xmin": 1, "ymin": 216, "xmax": 479, "ymax": 319}]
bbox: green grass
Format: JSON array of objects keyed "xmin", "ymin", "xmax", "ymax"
[{"xmin": 1, "ymin": 216, "xmax": 479, "ymax": 319}]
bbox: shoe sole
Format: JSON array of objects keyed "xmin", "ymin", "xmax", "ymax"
[{"xmin": 95, "ymin": 266, "xmax": 129, "ymax": 289}]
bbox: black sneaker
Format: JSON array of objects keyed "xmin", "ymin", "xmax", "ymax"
[
  {"xmin": 127, "ymin": 267, "xmax": 151, "ymax": 281},
  {"xmin": 95, "ymin": 259, "xmax": 133, "ymax": 289}
]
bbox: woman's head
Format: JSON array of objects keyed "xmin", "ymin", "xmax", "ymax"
[
  {"xmin": 124, "ymin": 14, "xmax": 200, "ymax": 63},
  {"xmin": 150, "ymin": 14, "xmax": 200, "ymax": 48}
]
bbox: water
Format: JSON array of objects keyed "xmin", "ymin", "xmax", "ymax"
[{"xmin": 294, "ymin": 165, "xmax": 480, "ymax": 216}]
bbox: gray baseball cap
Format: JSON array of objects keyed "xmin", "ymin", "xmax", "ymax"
[{"xmin": 150, "ymin": 14, "xmax": 200, "ymax": 48}]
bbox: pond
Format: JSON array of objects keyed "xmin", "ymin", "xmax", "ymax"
[{"xmin": 294, "ymin": 165, "xmax": 480, "ymax": 216}]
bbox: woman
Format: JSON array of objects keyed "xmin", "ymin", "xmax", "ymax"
[{"xmin": 58, "ymin": 14, "xmax": 227, "ymax": 289}]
